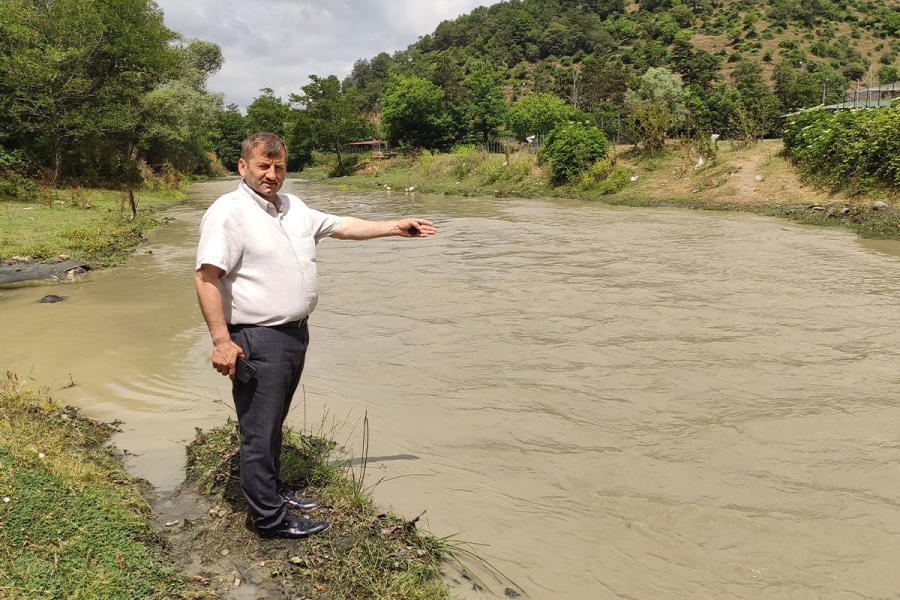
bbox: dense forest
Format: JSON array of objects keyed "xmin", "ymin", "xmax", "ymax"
[{"xmin": 1, "ymin": 0, "xmax": 899, "ymax": 191}]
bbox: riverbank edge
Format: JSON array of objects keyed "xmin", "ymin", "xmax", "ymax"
[
  {"xmin": 302, "ymin": 140, "xmax": 900, "ymax": 242},
  {"xmin": 0, "ymin": 187, "xmax": 193, "ymax": 271},
  {"xmin": 0, "ymin": 375, "xmax": 460, "ymax": 600}
]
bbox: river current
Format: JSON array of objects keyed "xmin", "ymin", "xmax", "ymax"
[{"xmin": 4, "ymin": 178, "xmax": 900, "ymax": 599}]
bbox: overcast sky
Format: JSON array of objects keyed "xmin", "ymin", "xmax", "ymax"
[{"xmin": 153, "ymin": 0, "xmax": 500, "ymax": 109}]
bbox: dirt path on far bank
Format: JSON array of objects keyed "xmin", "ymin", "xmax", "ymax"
[{"xmin": 618, "ymin": 139, "xmax": 841, "ymax": 207}]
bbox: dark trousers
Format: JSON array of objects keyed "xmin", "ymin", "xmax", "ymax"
[{"xmin": 229, "ymin": 322, "xmax": 309, "ymax": 529}]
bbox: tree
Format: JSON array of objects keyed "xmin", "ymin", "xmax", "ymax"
[
  {"xmin": 730, "ymin": 60, "xmax": 782, "ymax": 137},
  {"xmin": 139, "ymin": 38, "xmax": 225, "ymax": 174},
  {"xmin": 211, "ymin": 104, "xmax": 246, "ymax": 172},
  {"xmin": 580, "ymin": 55, "xmax": 629, "ymax": 112},
  {"xmin": 139, "ymin": 80, "xmax": 223, "ymax": 174},
  {"xmin": 463, "ymin": 62, "xmax": 508, "ymax": 142},
  {"xmin": 671, "ymin": 37, "xmax": 721, "ymax": 89},
  {"xmin": 624, "ymin": 67, "xmax": 688, "ymax": 150},
  {"xmin": 288, "ymin": 75, "xmax": 373, "ymax": 176},
  {"xmin": 0, "ymin": 0, "xmax": 178, "ymax": 181},
  {"xmin": 380, "ymin": 75, "xmax": 451, "ymax": 149},
  {"xmin": 538, "ymin": 122, "xmax": 609, "ymax": 183},
  {"xmin": 245, "ymin": 88, "xmax": 290, "ymax": 138},
  {"xmin": 506, "ymin": 92, "xmax": 590, "ymax": 141}
]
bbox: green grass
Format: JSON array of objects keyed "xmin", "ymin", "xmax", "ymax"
[
  {"xmin": 309, "ymin": 149, "xmax": 550, "ymax": 199},
  {"xmin": 0, "ymin": 373, "xmax": 183, "ymax": 599},
  {"xmin": 0, "ymin": 188, "xmax": 190, "ymax": 267}
]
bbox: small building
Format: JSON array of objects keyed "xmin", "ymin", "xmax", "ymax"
[{"xmin": 344, "ymin": 139, "xmax": 384, "ymax": 154}]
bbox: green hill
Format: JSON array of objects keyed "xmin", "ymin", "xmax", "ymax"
[{"xmin": 342, "ymin": 0, "xmax": 900, "ymax": 140}]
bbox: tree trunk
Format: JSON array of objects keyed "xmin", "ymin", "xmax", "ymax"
[{"xmin": 334, "ymin": 141, "xmax": 345, "ymax": 176}]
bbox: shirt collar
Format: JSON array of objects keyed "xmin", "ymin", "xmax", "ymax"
[{"xmin": 240, "ymin": 181, "xmax": 286, "ymax": 214}]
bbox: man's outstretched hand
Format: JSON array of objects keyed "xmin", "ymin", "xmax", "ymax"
[{"xmin": 397, "ymin": 218, "xmax": 437, "ymax": 238}]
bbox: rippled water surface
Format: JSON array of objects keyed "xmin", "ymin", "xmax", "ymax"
[{"xmin": 4, "ymin": 178, "xmax": 900, "ymax": 599}]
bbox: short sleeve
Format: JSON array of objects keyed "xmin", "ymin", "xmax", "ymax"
[
  {"xmin": 308, "ymin": 207, "xmax": 342, "ymax": 243},
  {"xmin": 196, "ymin": 200, "xmax": 243, "ymax": 274}
]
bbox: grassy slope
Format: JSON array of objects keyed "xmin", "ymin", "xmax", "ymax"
[{"xmin": 0, "ymin": 373, "xmax": 182, "ymax": 599}]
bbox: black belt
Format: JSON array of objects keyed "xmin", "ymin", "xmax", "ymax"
[
  {"xmin": 281, "ymin": 317, "xmax": 308, "ymax": 328},
  {"xmin": 228, "ymin": 317, "xmax": 308, "ymax": 332}
]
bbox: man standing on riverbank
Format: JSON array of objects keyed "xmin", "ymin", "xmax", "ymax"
[{"xmin": 194, "ymin": 132, "xmax": 436, "ymax": 539}]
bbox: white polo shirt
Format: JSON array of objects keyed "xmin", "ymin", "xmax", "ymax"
[{"xmin": 196, "ymin": 182, "xmax": 341, "ymax": 326}]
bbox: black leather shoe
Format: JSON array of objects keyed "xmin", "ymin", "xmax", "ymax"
[
  {"xmin": 278, "ymin": 488, "xmax": 320, "ymax": 511},
  {"xmin": 257, "ymin": 516, "xmax": 329, "ymax": 539}
]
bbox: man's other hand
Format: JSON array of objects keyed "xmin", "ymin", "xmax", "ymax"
[{"xmin": 213, "ymin": 340, "xmax": 245, "ymax": 379}]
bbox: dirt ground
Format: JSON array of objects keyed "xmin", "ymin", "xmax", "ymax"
[{"xmin": 615, "ymin": 139, "xmax": 847, "ymax": 208}]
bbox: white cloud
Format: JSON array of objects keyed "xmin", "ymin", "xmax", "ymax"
[{"xmin": 153, "ymin": 0, "xmax": 498, "ymax": 109}]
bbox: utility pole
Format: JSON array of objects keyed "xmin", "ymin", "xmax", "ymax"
[{"xmin": 868, "ymin": 65, "xmax": 873, "ymax": 108}]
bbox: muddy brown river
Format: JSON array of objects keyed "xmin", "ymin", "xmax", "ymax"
[{"xmin": 4, "ymin": 178, "xmax": 900, "ymax": 599}]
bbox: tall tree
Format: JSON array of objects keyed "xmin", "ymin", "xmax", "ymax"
[
  {"xmin": 139, "ymin": 38, "xmax": 225, "ymax": 174},
  {"xmin": 245, "ymin": 88, "xmax": 290, "ymax": 138},
  {"xmin": 380, "ymin": 75, "xmax": 451, "ymax": 149},
  {"xmin": 288, "ymin": 75, "xmax": 373, "ymax": 176},
  {"xmin": 211, "ymin": 104, "xmax": 246, "ymax": 172},
  {"xmin": 0, "ymin": 0, "xmax": 177, "ymax": 181},
  {"xmin": 463, "ymin": 62, "xmax": 508, "ymax": 142}
]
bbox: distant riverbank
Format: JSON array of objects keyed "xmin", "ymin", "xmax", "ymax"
[{"xmin": 306, "ymin": 139, "xmax": 900, "ymax": 241}]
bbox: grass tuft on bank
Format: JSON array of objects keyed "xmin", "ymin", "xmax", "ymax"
[
  {"xmin": 0, "ymin": 187, "xmax": 191, "ymax": 267},
  {"xmin": 0, "ymin": 372, "xmax": 183, "ymax": 599},
  {"xmin": 181, "ymin": 419, "xmax": 457, "ymax": 600}
]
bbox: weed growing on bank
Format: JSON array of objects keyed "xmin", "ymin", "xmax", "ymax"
[
  {"xmin": 0, "ymin": 372, "xmax": 183, "ymax": 599},
  {"xmin": 179, "ymin": 419, "xmax": 459, "ymax": 599},
  {"xmin": 0, "ymin": 187, "xmax": 190, "ymax": 267}
]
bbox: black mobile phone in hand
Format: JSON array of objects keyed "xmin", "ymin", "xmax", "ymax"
[{"xmin": 235, "ymin": 357, "xmax": 256, "ymax": 383}]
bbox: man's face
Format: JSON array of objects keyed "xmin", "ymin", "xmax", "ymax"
[{"xmin": 238, "ymin": 147, "xmax": 287, "ymax": 201}]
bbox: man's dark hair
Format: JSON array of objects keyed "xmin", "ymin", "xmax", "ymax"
[{"xmin": 242, "ymin": 132, "xmax": 287, "ymax": 160}]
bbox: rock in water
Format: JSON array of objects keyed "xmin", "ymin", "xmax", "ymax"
[{"xmin": 39, "ymin": 295, "xmax": 67, "ymax": 303}]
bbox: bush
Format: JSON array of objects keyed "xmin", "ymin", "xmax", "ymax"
[
  {"xmin": 508, "ymin": 153, "xmax": 534, "ymax": 181},
  {"xmin": 538, "ymin": 122, "xmax": 609, "ymax": 183},
  {"xmin": 0, "ymin": 148, "xmax": 36, "ymax": 198},
  {"xmin": 782, "ymin": 102, "xmax": 900, "ymax": 192},
  {"xmin": 476, "ymin": 155, "xmax": 509, "ymax": 184},
  {"xmin": 596, "ymin": 167, "xmax": 629, "ymax": 194},
  {"xmin": 452, "ymin": 144, "xmax": 483, "ymax": 179}
]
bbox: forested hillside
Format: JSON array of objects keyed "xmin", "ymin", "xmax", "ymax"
[
  {"xmin": 1, "ymin": 0, "xmax": 899, "ymax": 191},
  {"xmin": 344, "ymin": 0, "xmax": 900, "ymax": 144}
]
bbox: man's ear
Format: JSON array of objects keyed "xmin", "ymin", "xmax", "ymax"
[{"xmin": 237, "ymin": 157, "xmax": 246, "ymax": 176}]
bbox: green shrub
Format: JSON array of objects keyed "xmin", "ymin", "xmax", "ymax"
[
  {"xmin": 783, "ymin": 102, "xmax": 900, "ymax": 192},
  {"xmin": 578, "ymin": 158, "xmax": 615, "ymax": 186},
  {"xmin": 596, "ymin": 167, "xmax": 629, "ymax": 194},
  {"xmin": 416, "ymin": 149, "xmax": 438, "ymax": 178},
  {"xmin": 538, "ymin": 122, "xmax": 609, "ymax": 184},
  {"xmin": 509, "ymin": 153, "xmax": 534, "ymax": 181},
  {"xmin": 477, "ymin": 155, "xmax": 508, "ymax": 184},
  {"xmin": 452, "ymin": 144, "xmax": 483, "ymax": 179}
]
